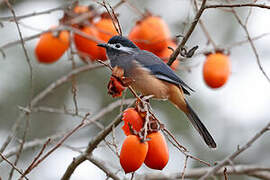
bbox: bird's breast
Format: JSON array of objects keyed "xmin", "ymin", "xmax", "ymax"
[{"xmin": 129, "ymin": 63, "xmax": 170, "ymax": 99}]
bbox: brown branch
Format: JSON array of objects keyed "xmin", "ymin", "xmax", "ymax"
[
  {"xmin": 69, "ymin": 34, "xmax": 79, "ymax": 115},
  {"xmin": 61, "ymin": 101, "xmax": 135, "ymax": 180},
  {"xmin": 1, "ymin": 99, "xmax": 134, "ymax": 164},
  {"xmin": 87, "ymin": 155, "xmax": 121, "ymax": 180},
  {"xmin": 21, "ymin": 139, "xmax": 51, "ymax": 177},
  {"xmin": 136, "ymin": 164, "xmax": 270, "ymax": 180},
  {"xmin": 193, "ymin": 0, "xmax": 217, "ymax": 49},
  {"xmin": 199, "ymin": 122, "xmax": 270, "ymax": 180},
  {"xmin": 0, "ymin": 6, "xmax": 65, "ymax": 21},
  {"xmin": 205, "ymin": 3, "xmax": 270, "ymax": 10},
  {"xmin": 168, "ymin": 0, "xmax": 207, "ymax": 66},
  {"xmin": 0, "ymin": 152, "xmax": 28, "ymax": 180},
  {"xmin": 0, "ymin": 25, "xmax": 103, "ymax": 54},
  {"xmin": 4, "ymin": 1, "xmax": 33, "ymax": 179},
  {"xmin": 0, "ymin": 134, "xmax": 63, "ymax": 164},
  {"xmin": 0, "ymin": 63, "xmax": 103, "ymax": 154},
  {"xmin": 226, "ymin": 1, "xmax": 270, "ymax": 83},
  {"xmin": 19, "ymin": 114, "xmax": 90, "ymax": 178}
]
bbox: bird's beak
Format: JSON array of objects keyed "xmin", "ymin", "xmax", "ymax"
[{"xmin": 97, "ymin": 43, "xmax": 108, "ymax": 48}]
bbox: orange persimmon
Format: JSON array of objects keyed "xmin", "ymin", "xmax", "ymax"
[
  {"xmin": 73, "ymin": 26, "xmax": 100, "ymax": 61},
  {"xmin": 122, "ymin": 108, "xmax": 144, "ymax": 135},
  {"xmin": 203, "ymin": 53, "xmax": 231, "ymax": 88},
  {"xmin": 120, "ymin": 135, "xmax": 148, "ymax": 173},
  {"xmin": 157, "ymin": 41, "xmax": 179, "ymax": 71},
  {"xmin": 144, "ymin": 131, "xmax": 169, "ymax": 170},
  {"xmin": 35, "ymin": 28, "xmax": 69, "ymax": 64},
  {"xmin": 129, "ymin": 15, "xmax": 170, "ymax": 54},
  {"xmin": 95, "ymin": 13, "xmax": 118, "ymax": 60}
]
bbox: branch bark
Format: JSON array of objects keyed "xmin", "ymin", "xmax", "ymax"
[
  {"xmin": 167, "ymin": 0, "xmax": 207, "ymax": 65},
  {"xmin": 137, "ymin": 164, "xmax": 270, "ymax": 180},
  {"xmin": 199, "ymin": 122, "xmax": 270, "ymax": 180},
  {"xmin": 61, "ymin": 101, "xmax": 135, "ymax": 180}
]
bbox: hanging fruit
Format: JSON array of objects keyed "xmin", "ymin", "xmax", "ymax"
[
  {"xmin": 129, "ymin": 14, "xmax": 170, "ymax": 55},
  {"xmin": 144, "ymin": 131, "xmax": 169, "ymax": 170},
  {"xmin": 120, "ymin": 135, "xmax": 148, "ymax": 173},
  {"xmin": 203, "ymin": 52, "xmax": 231, "ymax": 88},
  {"xmin": 122, "ymin": 108, "xmax": 144, "ymax": 135},
  {"xmin": 73, "ymin": 26, "xmax": 101, "ymax": 61},
  {"xmin": 35, "ymin": 27, "xmax": 69, "ymax": 64}
]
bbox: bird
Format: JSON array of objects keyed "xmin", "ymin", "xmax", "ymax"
[{"xmin": 98, "ymin": 35, "xmax": 216, "ymax": 148}]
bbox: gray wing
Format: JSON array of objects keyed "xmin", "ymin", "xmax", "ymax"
[{"xmin": 134, "ymin": 50, "xmax": 194, "ymax": 94}]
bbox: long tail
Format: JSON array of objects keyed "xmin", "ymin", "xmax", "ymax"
[
  {"xmin": 184, "ymin": 99, "xmax": 216, "ymax": 148},
  {"xmin": 168, "ymin": 84, "xmax": 216, "ymax": 148}
]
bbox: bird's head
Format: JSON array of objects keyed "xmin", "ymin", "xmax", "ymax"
[{"xmin": 97, "ymin": 36, "xmax": 139, "ymax": 57}]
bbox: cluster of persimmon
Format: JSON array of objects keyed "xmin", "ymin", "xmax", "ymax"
[
  {"xmin": 203, "ymin": 51, "xmax": 231, "ymax": 88},
  {"xmin": 120, "ymin": 107, "xmax": 169, "ymax": 173},
  {"xmin": 35, "ymin": 4, "xmax": 118, "ymax": 64},
  {"xmin": 35, "ymin": 4, "xmax": 179, "ymax": 71}
]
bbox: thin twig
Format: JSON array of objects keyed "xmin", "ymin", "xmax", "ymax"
[
  {"xmin": 4, "ymin": 1, "xmax": 33, "ymax": 179},
  {"xmin": 21, "ymin": 139, "xmax": 51, "ymax": 178},
  {"xmin": 0, "ymin": 6, "xmax": 65, "ymax": 21},
  {"xmin": 224, "ymin": 167, "xmax": 228, "ymax": 180},
  {"xmin": 1, "ymin": 99, "xmax": 134, "ymax": 164},
  {"xmin": 194, "ymin": 0, "xmax": 217, "ymax": 49},
  {"xmin": 20, "ymin": 114, "xmax": 89, "ymax": 178},
  {"xmin": 87, "ymin": 155, "xmax": 121, "ymax": 180},
  {"xmin": 0, "ymin": 63, "xmax": 103, "ymax": 153},
  {"xmin": 168, "ymin": 0, "xmax": 207, "ymax": 66},
  {"xmin": 61, "ymin": 101, "xmax": 135, "ymax": 179},
  {"xmin": 0, "ymin": 152, "xmax": 28, "ymax": 180},
  {"xmin": 182, "ymin": 156, "xmax": 189, "ymax": 180},
  {"xmin": 225, "ymin": 1, "xmax": 270, "ymax": 83},
  {"xmin": 199, "ymin": 122, "xmax": 270, "ymax": 180},
  {"xmin": 69, "ymin": 34, "xmax": 79, "ymax": 115},
  {"xmin": 136, "ymin": 164, "xmax": 270, "ymax": 179},
  {"xmin": 205, "ymin": 3, "xmax": 270, "ymax": 10}
]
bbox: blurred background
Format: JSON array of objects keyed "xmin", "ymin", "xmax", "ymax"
[{"xmin": 0, "ymin": 0, "xmax": 270, "ymax": 179}]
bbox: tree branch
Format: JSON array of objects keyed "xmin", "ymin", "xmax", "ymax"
[
  {"xmin": 199, "ymin": 122, "xmax": 270, "ymax": 180},
  {"xmin": 61, "ymin": 101, "xmax": 135, "ymax": 180},
  {"xmin": 167, "ymin": 0, "xmax": 207, "ymax": 65},
  {"xmin": 137, "ymin": 164, "xmax": 270, "ymax": 180}
]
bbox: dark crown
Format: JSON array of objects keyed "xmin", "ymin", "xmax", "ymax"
[{"xmin": 108, "ymin": 36, "xmax": 138, "ymax": 48}]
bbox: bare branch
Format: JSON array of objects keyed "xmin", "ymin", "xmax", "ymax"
[
  {"xmin": 205, "ymin": 3, "xmax": 270, "ymax": 10},
  {"xmin": 136, "ymin": 164, "xmax": 270, "ymax": 180},
  {"xmin": 0, "ymin": 6, "xmax": 65, "ymax": 21},
  {"xmin": 61, "ymin": 100, "xmax": 135, "ymax": 180},
  {"xmin": 199, "ymin": 122, "xmax": 270, "ymax": 180},
  {"xmin": 87, "ymin": 155, "xmax": 121, "ymax": 180},
  {"xmin": 0, "ymin": 152, "xmax": 28, "ymax": 180},
  {"xmin": 225, "ymin": 1, "xmax": 270, "ymax": 83},
  {"xmin": 4, "ymin": 1, "xmax": 33, "ymax": 179},
  {"xmin": 168, "ymin": 0, "xmax": 207, "ymax": 65}
]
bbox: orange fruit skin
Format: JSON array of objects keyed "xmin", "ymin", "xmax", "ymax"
[
  {"xmin": 203, "ymin": 53, "xmax": 231, "ymax": 88},
  {"xmin": 35, "ymin": 30, "xmax": 69, "ymax": 64},
  {"xmin": 120, "ymin": 135, "xmax": 148, "ymax": 173},
  {"xmin": 129, "ymin": 16, "xmax": 170, "ymax": 54},
  {"xmin": 157, "ymin": 41, "xmax": 179, "ymax": 71},
  {"xmin": 74, "ymin": 26, "xmax": 100, "ymax": 61},
  {"xmin": 95, "ymin": 18, "xmax": 118, "ymax": 60},
  {"xmin": 144, "ymin": 132, "xmax": 169, "ymax": 170},
  {"xmin": 122, "ymin": 108, "xmax": 144, "ymax": 136}
]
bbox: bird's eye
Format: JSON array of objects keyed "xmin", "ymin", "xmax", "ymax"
[{"xmin": 115, "ymin": 44, "xmax": 120, "ymax": 48}]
